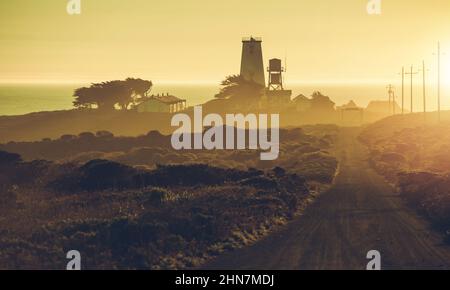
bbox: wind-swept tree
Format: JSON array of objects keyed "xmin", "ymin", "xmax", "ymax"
[
  {"xmin": 73, "ymin": 87, "xmax": 98, "ymax": 109},
  {"xmin": 73, "ymin": 81, "xmax": 129, "ymax": 111},
  {"xmin": 215, "ymin": 75, "xmax": 264, "ymax": 103},
  {"xmin": 99, "ymin": 80, "xmax": 133, "ymax": 110},
  {"xmin": 125, "ymin": 78, "xmax": 153, "ymax": 104},
  {"xmin": 73, "ymin": 78, "xmax": 152, "ymax": 110}
]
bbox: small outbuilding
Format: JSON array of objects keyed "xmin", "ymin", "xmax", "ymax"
[
  {"xmin": 292, "ymin": 94, "xmax": 312, "ymax": 112},
  {"xmin": 136, "ymin": 94, "xmax": 187, "ymax": 113}
]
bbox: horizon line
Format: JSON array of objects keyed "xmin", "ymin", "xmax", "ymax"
[{"xmin": 0, "ymin": 79, "xmax": 407, "ymax": 86}]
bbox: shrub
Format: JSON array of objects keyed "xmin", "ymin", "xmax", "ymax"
[
  {"xmin": 78, "ymin": 160, "xmax": 138, "ymax": 191},
  {"xmin": 0, "ymin": 151, "xmax": 22, "ymax": 165},
  {"xmin": 240, "ymin": 176, "xmax": 278, "ymax": 189},
  {"xmin": 379, "ymin": 152, "xmax": 406, "ymax": 163},
  {"xmin": 96, "ymin": 131, "xmax": 114, "ymax": 138},
  {"xmin": 0, "ymin": 187, "xmax": 17, "ymax": 208},
  {"xmin": 59, "ymin": 134, "xmax": 77, "ymax": 142},
  {"xmin": 272, "ymin": 167, "xmax": 286, "ymax": 177},
  {"xmin": 398, "ymin": 172, "xmax": 450, "ymax": 230},
  {"xmin": 141, "ymin": 188, "xmax": 173, "ymax": 206},
  {"xmin": 78, "ymin": 132, "xmax": 96, "ymax": 139}
]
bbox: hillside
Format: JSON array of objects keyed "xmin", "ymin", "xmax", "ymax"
[
  {"xmin": 360, "ymin": 111, "xmax": 450, "ymax": 243},
  {"xmin": 0, "ymin": 110, "xmax": 175, "ymax": 143},
  {"xmin": 0, "ymin": 101, "xmax": 398, "ymax": 143},
  {"xmin": 0, "ymin": 126, "xmax": 339, "ymax": 269}
]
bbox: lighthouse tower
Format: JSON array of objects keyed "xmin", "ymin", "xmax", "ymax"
[{"xmin": 240, "ymin": 37, "xmax": 265, "ymax": 87}]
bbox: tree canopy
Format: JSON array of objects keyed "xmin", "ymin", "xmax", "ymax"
[
  {"xmin": 215, "ymin": 75, "xmax": 264, "ymax": 103},
  {"xmin": 73, "ymin": 78, "xmax": 153, "ymax": 110}
]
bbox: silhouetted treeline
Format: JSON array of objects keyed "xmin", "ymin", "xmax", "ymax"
[{"xmin": 73, "ymin": 78, "xmax": 153, "ymax": 110}]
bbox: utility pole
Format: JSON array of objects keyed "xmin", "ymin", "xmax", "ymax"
[
  {"xmin": 419, "ymin": 60, "xmax": 429, "ymax": 115},
  {"xmin": 399, "ymin": 67, "xmax": 405, "ymax": 114},
  {"xmin": 386, "ymin": 84, "xmax": 395, "ymax": 115},
  {"xmin": 438, "ymin": 42, "xmax": 441, "ymax": 122},
  {"xmin": 437, "ymin": 42, "xmax": 442, "ymax": 122},
  {"xmin": 393, "ymin": 92, "xmax": 396, "ymax": 115},
  {"xmin": 405, "ymin": 65, "xmax": 418, "ymax": 113},
  {"xmin": 434, "ymin": 42, "xmax": 445, "ymax": 122}
]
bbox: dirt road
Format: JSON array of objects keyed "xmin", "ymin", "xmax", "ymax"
[{"xmin": 205, "ymin": 128, "xmax": 450, "ymax": 270}]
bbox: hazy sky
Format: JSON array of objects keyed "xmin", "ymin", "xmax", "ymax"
[{"xmin": 1, "ymin": 0, "xmax": 450, "ymax": 85}]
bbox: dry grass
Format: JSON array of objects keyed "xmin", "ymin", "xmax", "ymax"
[
  {"xmin": 361, "ymin": 117, "xmax": 450, "ymax": 242},
  {"xmin": 0, "ymin": 126, "xmax": 339, "ymax": 269}
]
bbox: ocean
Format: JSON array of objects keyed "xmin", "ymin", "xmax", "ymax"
[{"xmin": 0, "ymin": 83, "xmax": 447, "ymax": 116}]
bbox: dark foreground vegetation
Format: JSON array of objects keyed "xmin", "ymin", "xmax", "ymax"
[
  {"xmin": 0, "ymin": 126, "xmax": 338, "ymax": 269},
  {"xmin": 360, "ymin": 116, "xmax": 450, "ymax": 243}
]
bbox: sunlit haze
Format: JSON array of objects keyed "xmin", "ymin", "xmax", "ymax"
[{"xmin": 0, "ymin": 0, "xmax": 449, "ymax": 85}]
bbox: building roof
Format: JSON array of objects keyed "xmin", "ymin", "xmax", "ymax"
[
  {"xmin": 292, "ymin": 94, "xmax": 309, "ymax": 102},
  {"xmin": 242, "ymin": 36, "xmax": 262, "ymax": 42},
  {"xmin": 146, "ymin": 94, "xmax": 185, "ymax": 105},
  {"xmin": 337, "ymin": 100, "xmax": 360, "ymax": 110}
]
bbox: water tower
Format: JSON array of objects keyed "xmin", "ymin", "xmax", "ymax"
[
  {"xmin": 267, "ymin": 58, "xmax": 284, "ymax": 90},
  {"xmin": 266, "ymin": 58, "xmax": 292, "ymax": 102},
  {"xmin": 240, "ymin": 37, "xmax": 265, "ymax": 87}
]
